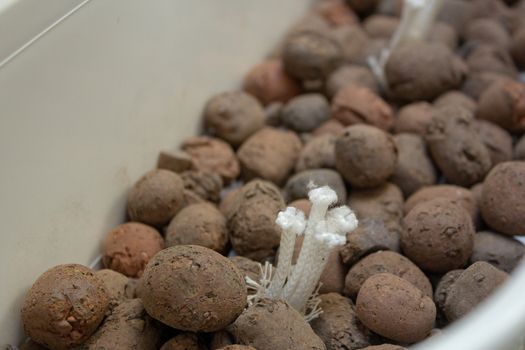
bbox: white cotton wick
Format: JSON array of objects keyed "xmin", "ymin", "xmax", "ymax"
[
  {"xmin": 275, "ymin": 207, "xmax": 306, "ymax": 236},
  {"xmin": 325, "ymin": 206, "xmax": 358, "ymax": 236}
]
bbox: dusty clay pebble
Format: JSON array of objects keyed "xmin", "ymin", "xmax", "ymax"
[
  {"xmin": 282, "ymin": 31, "xmax": 343, "ymax": 81},
  {"xmin": 471, "ymin": 231, "xmax": 525, "ymax": 273},
  {"xmin": 243, "ymin": 59, "xmax": 300, "ymax": 105},
  {"xmin": 289, "ymin": 198, "xmax": 312, "ymax": 216},
  {"xmin": 330, "ymin": 25, "xmax": 371, "ymax": 66},
  {"xmin": 166, "ymin": 202, "xmax": 228, "ymax": 254},
  {"xmin": 160, "ymin": 333, "xmax": 206, "ymax": 350},
  {"xmin": 181, "ymin": 170, "xmax": 223, "ymax": 203},
  {"xmin": 332, "ymin": 85, "xmax": 394, "ymax": 131},
  {"xmin": 127, "ymin": 169, "xmax": 185, "ymax": 226},
  {"xmin": 481, "ymin": 162, "xmax": 525, "ymax": 236},
  {"xmin": 385, "ymin": 42, "xmax": 466, "ymax": 102},
  {"xmin": 295, "ymin": 134, "xmax": 336, "ymax": 172},
  {"xmin": 21, "ymin": 264, "xmax": 109, "ymax": 349},
  {"xmin": 434, "ymin": 269, "xmax": 464, "ymax": 314},
  {"xmin": 216, "ymin": 346, "xmax": 257, "ymax": 350},
  {"xmin": 359, "ymin": 346, "xmax": 406, "ymax": 350},
  {"xmin": 390, "ymin": 133, "xmax": 437, "ymax": 197},
  {"xmin": 227, "ymin": 180, "xmax": 285, "ymax": 260},
  {"xmin": 429, "ymin": 22, "xmax": 458, "ymax": 50},
  {"xmin": 281, "ymin": 93, "xmax": 330, "ymax": 132},
  {"xmin": 444, "ymin": 262, "xmax": 508, "ymax": 322},
  {"xmin": 181, "ymin": 136, "xmax": 240, "ymax": 184},
  {"xmin": 356, "ymin": 273, "xmax": 436, "ymax": 343},
  {"xmin": 102, "ymin": 222, "xmax": 164, "ymax": 278},
  {"xmin": 313, "ymin": 0, "xmax": 358, "ymax": 27},
  {"xmin": 434, "ymin": 90, "xmax": 477, "ymax": 114},
  {"xmin": 203, "ymin": 91, "xmax": 265, "ymax": 146},
  {"xmin": 335, "ymin": 125, "xmax": 397, "ymax": 188},
  {"xmin": 326, "ymin": 65, "xmax": 380, "ymax": 97},
  {"xmin": 465, "ymin": 44, "xmax": 517, "ymax": 78},
  {"xmin": 313, "ymin": 119, "xmax": 345, "ymax": 137},
  {"xmin": 402, "ymin": 198, "xmax": 475, "ymax": 273},
  {"xmin": 345, "ymin": 251, "xmax": 432, "ymax": 299},
  {"xmin": 210, "ymin": 330, "xmax": 235, "ymax": 350},
  {"xmin": 229, "ymin": 298, "xmax": 326, "ymax": 350},
  {"xmin": 393, "ymin": 102, "xmax": 435, "ymax": 136},
  {"xmin": 219, "ymin": 187, "xmax": 241, "ymax": 218},
  {"xmin": 141, "ymin": 245, "xmax": 246, "ymax": 332},
  {"xmin": 341, "ymin": 218, "xmax": 400, "ymax": 265},
  {"xmin": 515, "ymin": 135, "xmax": 525, "ymax": 160},
  {"xmin": 465, "ymin": 18, "xmax": 511, "ymax": 49},
  {"xmin": 237, "ymin": 127, "xmax": 302, "ymax": 185},
  {"xmin": 363, "ymin": 15, "xmax": 399, "ymax": 39},
  {"xmin": 510, "ymin": 27, "xmax": 525, "ymax": 69},
  {"xmin": 461, "ymin": 71, "xmax": 511, "ymax": 101},
  {"xmin": 77, "ymin": 299, "xmax": 161, "ymax": 350},
  {"xmin": 474, "ymin": 120, "xmax": 513, "ymax": 166},
  {"xmin": 477, "ymin": 80, "xmax": 525, "ymax": 133},
  {"xmin": 310, "ymin": 293, "xmax": 371, "ymax": 350},
  {"xmin": 284, "ymin": 169, "xmax": 346, "ymax": 204},
  {"xmin": 157, "ymin": 150, "xmax": 193, "ymax": 173},
  {"xmin": 426, "ymin": 106, "xmax": 491, "ymax": 186},
  {"xmin": 95, "ymin": 269, "xmax": 135, "ymax": 307},
  {"xmin": 229, "ymin": 256, "xmax": 261, "ymax": 285}
]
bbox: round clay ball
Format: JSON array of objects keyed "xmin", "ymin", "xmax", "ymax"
[
  {"xmin": 474, "ymin": 120, "xmax": 513, "ymax": 166},
  {"xmin": 471, "ymin": 230, "xmax": 525, "ymax": 273},
  {"xmin": 141, "ymin": 245, "xmax": 246, "ymax": 332},
  {"xmin": 281, "ymin": 93, "xmax": 330, "ymax": 132},
  {"xmin": 510, "ymin": 27, "xmax": 525, "ymax": 69},
  {"xmin": 160, "ymin": 333, "xmax": 206, "ymax": 350},
  {"xmin": 434, "ymin": 269, "xmax": 464, "ymax": 314},
  {"xmin": 243, "ymin": 59, "xmax": 300, "ymax": 105},
  {"xmin": 283, "ymin": 168, "xmax": 347, "ymax": 204},
  {"xmin": 21, "ymin": 264, "xmax": 109, "ymax": 349},
  {"xmin": 95, "ymin": 269, "xmax": 135, "ymax": 307},
  {"xmin": 465, "ymin": 44, "xmax": 517, "ymax": 78},
  {"xmin": 326, "ymin": 64, "xmax": 380, "ymax": 97},
  {"xmin": 295, "ymin": 133, "xmax": 336, "ymax": 172},
  {"xmin": 360, "ymin": 345, "xmax": 407, "ymax": 350},
  {"xmin": 102, "ymin": 222, "xmax": 165, "ymax": 278},
  {"xmin": 434, "ymin": 90, "xmax": 477, "ymax": 114},
  {"xmin": 462, "ymin": 71, "xmax": 511, "ymax": 101},
  {"xmin": 402, "ymin": 198, "xmax": 475, "ymax": 273},
  {"xmin": 181, "ymin": 170, "xmax": 223, "ymax": 203},
  {"xmin": 335, "ymin": 124, "xmax": 397, "ymax": 188},
  {"xmin": 282, "ymin": 31, "xmax": 343, "ymax": 81},
  {"xmin": 393, "ymin": 102, "xmax": 435, "ymax": 136},
  {"xmin": 203, "ymin": 91, "xmax": 265, "ymax": 146},
  {"xmin": 481, "ymin": 161, "xmax": 525, "ymax": 236},
  {"xmin": 127, "ymin": 169, "xmax": 184, "ymax": 226},
  {"xmin": 217, "ymin": 346, "xmax": 257, "ymax": 350},
  {"xmin": 465, "ymin": 18, "xmax": 510, "ymax": 49},
  {"xmin": 356, "ymin": 273, "xmax": 436, "ymax": 343},
  {"xmin": 166, "ymin": 202, "xmax": 228, "ymax": 254}
]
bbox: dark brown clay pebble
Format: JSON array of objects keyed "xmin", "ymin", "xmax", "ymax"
[
  {"xmin": 127, "ymin": 169, "xmax": 185, "ymax": 226},
  {"xmin": 326, "ymin": 65, "xmax": 379, "ymax": 98},
  {"xmin": 21, "ymin": 264, "xmax": 109, "ymax": 349},
  {"xmin": 393, "ymin": 102, "xmax": 435, "ymax": 136},
  {"xmin": 203, "ymin": 91, "xmax": 265, "ymax": 146},
  {"xmin": 474, "ymin": 120, "xmax": 513, "ymax": 166},
  {"xmin": 444, "ymin": 261, "xmax": 508, "ymax": 322},
  {"xmin": 341, "ymin": 218, "xmax": 400, "ymax": 265},
  {"xmin": 160, "ymin": 333, "xmax": 206, "ymax": 350},
  {"xmin": 356, "ymin": 273, "xmax": 436, "ymax": 343},
  {"xmin": 283, "ymin": 169, "xmax": 346, "ymax": 204},
  {"xmin": 481, "ymin": 162, "xmax": 525, "ymax": 236},
  {"xmin": 402, "ymin": 198, "xmax": 475, "ymax": 273},
  {"xmin": 345, "ymin": 0, "xmax": 380, "ymax": 15},
  {"xmin": 471, "ymin": 231, "xmax": 525, "ymax": 273},
  {"xmin": 295, "ymin": 134, "xmax": 336, "ymax": 172},
  {"xmin": 434, "ymin": 269, "xmax": 464, "ymax": 313},
  {"xmin": 282, "ymin": 93, "xmax": 331, "ymax": 132},
  {"xmin": 310, "ymin": 293, "xmax": 371, "ymax": 350},
  {"xmin": 18, "ymin": 339, "xmax": 47, "ymax": 350},
  {"xmin": 166, "ymin": 202, "xmax": 229, "ymax": 254},
  {"xmin": 426, "ymin": 106, "xmax": 491, "ymax": 187},
  {"xmin": 210, "ymin": 330, "xmax": 235, "ymax": 350},
  {"xmin": 141, "ymin": 245, "xmax": 246, "ymax": 332},
  {"xmin": 181, "ymin": 170, "xmax": 223, "ymax": 203},
  {"xmin": 335, "ymin": 125, "xmax": 397, "ymax": 188},
  {"xmin": 345, "ymin": 251, "xmax": 432, "ymax": 298}
]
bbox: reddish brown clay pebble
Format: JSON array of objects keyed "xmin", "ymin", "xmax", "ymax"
[
  {"xmin": 295, "ymin": 134, "xmax": 336, "ymax": 172},
  {"xmin": 332, "ymin": 85, "xmax": 394, "ymax": 131},
  {"xmin": 474, "ymin": 120, "xmax": 513, "ymax": 166},
  {"xmin": 461, "ymin": 71, "xmax": 511, "ymax": 101},
  {"xmin": 166, "ymin": 202, "xmax": 228, "ymax": 254},
  {"xmin": 95, "ymin": 269, "xmax": 135, "ymax": 308},
  {"xmin": 402, "ymin": 198, "xmax": 475, "ymax": 273},
  {"xmin": 141, "ymin": 245, "xmax": 246, "ymax": 332},
  {"xmin": 160, "ymin": 333, "xmax": 206, "ymax": 350},
  {"xmin": 444, "ymin": 262, "xmax": 508, "ymax": 322},
  {"xmin": 326, "ymin": 65, "xmax": 380, "ymax": 98},
  {"xmin": 356, "ymin": 273, "xmax": 436, "ymax": 343},
  {"xmin": 471, "ymin": 231, "xmax": 525, "ymax": 273},
  {"xmin": 313, "ymin": 0, "xmax": 358, "ymax": 27},
  {"xmin": 237, "ymin": 127, "xmax": 302, "ymax": 185},
  {"xmin": 102, "ymin": 222, "xmax": 164, "ymax": 278},
  {"xmin": 313, "ymin": 119, "xmax": 345, "ymax": 136},
  {"xmin": 481, "ymin": 161, "xmax": 525, "ymax": 236},
  {"xmin": 289, "ymin": 198, "xmax": 312, "ymax": 216},
  {"xmin": 157, "ymin": 150, "xmax": 193, "ymax": 173},
  {"xmin": 21, "ymin": 264, "xmax": 109, "ymax": 349},
  {"xmin": 393, "ymin": 102, "xmax": 435, "ymax": 136},
  {"xmin": 434, "ymin": 269, "xmax": 464, "ymax": 314},
  {"xmin": 345, "ymin": 251, "xmax": 432, "ymax": 298},
  {"xmin": 335, "ymin": 125, "xmax": 397, "ymax": 188},
  {"xmin": 127, "ymin": 169, "xmax": 185, "ymax": 226}
]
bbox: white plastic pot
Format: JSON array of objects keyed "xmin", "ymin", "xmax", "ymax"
[{"xmin": 0, "ymin": 1, "xmax": 524, "ymax": 349}]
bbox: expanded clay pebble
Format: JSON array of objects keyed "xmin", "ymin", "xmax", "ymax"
[
  {"xmin": 444, "ymin": 262, "xmax": 508, "ymax": 322},
  {"xmin": 461, "ymin": 71, "xmax": 511, "ymax": 101},
  {"xmin": 474, "ymin": 120, "xmax": 513, "ymax": 166},
  {"xmin": 181, "ymin": 170, "xmax": 223, "ymax": 203},
  {"xmin": 203, "ymin": 91, "xmax": 265, "ymax": 146},
  {"xmin": 344, "ymin": 251, "xmax": 433, "ymax": 299},
  {"xmin": 95, "ymin": 269, "xmax": 135, "ymax": 308},
  {"xmin": 310, "ymin": 293, "xmax": 372, "ymax": 350},
  {"xmin": 313, "ymin": 119, "xmax": 345, "ymax": 136},
  {"xmin": 434, "ymin": 91, "xmax": 477, "ymax": 114},
  {"xmin": 217, "ymin": 346, "xmax": 257, "ymax": 350},
  {"xmin": 283, "ymin": 169, "xmax": 347, "ymax": 204},
  {"xmin": 21, "ymin": 264, "xmax": 109, "ymax": 349},
  {"xmin": 160, "ymin": 333, "xmax": 206, "ymax": 350},
  {"xmin": 289, "ymin": 198, "xmax": 312, "ymax": 216},
  {"xmin": 465, "ymin": 44, "xmax": 518, "ymax": 78},
  {"xmin": 102, "ymin": 222, "xmax": 164, "ymax": 278},
  {"xmin": 385, "ymin": 42, "xmax": 466, "ymax": 102},
  {"xmin": 477, "ymin": 80, "xmax": 525, "ymax": 132},
  {"xmin": 434, "ymin": 269, "xmax": 464, "ymax": 314},
  {"xmin": 127, "ymin": 169, "xmax": 184, "ymax": 226},
  {"xmin": 229, "ymin": 299, "xmax": 326, "ymax": 350},
  {"xmin": 326, "ymin": 65, "xmax": 380, "ymax": 98},
  {"xmin": 181, "ymin": 136, "xmax": 240, "ymax": 184},
  {"xmin": 510, "ymin": 27, "xmax": 525, "ymax": 69},
  {"xmin": 425, "ymin": 105, "xmax": 491, "ymax": 187},
  {"xmin": 356, "ymin": 273, "xmax": 436, "ymax": 343},
  {"xmin": 227, "ymin": 180, "xmax": 285, "ymax": 260},
  {"xmin": 335, "ymin": 125, "xmax": 397, "ymax": 188},
  {"xmin": 331, "ymin": 85, "xmax": 394, "ymax": 131},
  {"xmin": 166, "ymin": 202, "xmax": 229, "ymax": 254},
  {"xmin": 471, "ymin": 231, "xmax": 525, "ymax": 273},
  {"xmin": 481, "ymin": 161, "xmax": 525, "ymax": 236},
  {"xmin": 429, "ymin": 22, "xmax": 458, "ymax": 50},
  {"xmin": 237, "ymin": 127, "xmax": 302, "ymax": 185},
  {"xmin": 313, "ymin": 0, "xmax": 358, "ymax": 27},
  {"xmin": 515, "ymin": 135, "xmax": 525, "ymax": 160},
  {"xmin": 229, "ymin": 256, "xmax": 261, "ymax": 285},
  {"xmin": 363, "ymin": 15, "xmax": 399, "ymax": 39},
  {"xmin": 281, "ymin": 93, "xmax": 331, "ymax": 132},
  {"xmin": 295, "ymin": 134, "xmax": 336, "ymax": 172},
  {"xmin": 157, "ymin": 150, "xmax": 193, "ymax": 173},
  {"xmin": 141, "ymin": 245, "xmax": 246, "ymax": 332},
  {"xmin": 243, "ymin": 59, "xmax": 300, "ymax": 105},
  {"xmin": 359, "ymin": 346, "xmax": 407, "ymax": 350},
  {"xmin": 393, "ymin": 102, "xmax": 435, "ymax": 136},
  {"xmin": 77, "ymin": 299, "xmax": 161, "ymax": 350},
  {"xmin": 465, "ymin": 18, "xmax": 511, "ymax": 49},
  {"xmin": 402, "ymin": 198, "xmax": 475, "ymax": 273},
  {"xmin": 390, "ymin": 133, "xmax": 437, "ymax": 197},
  {"xmin": 330, "ymin": 25, "xmax": 371, "ymax": 66}
]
